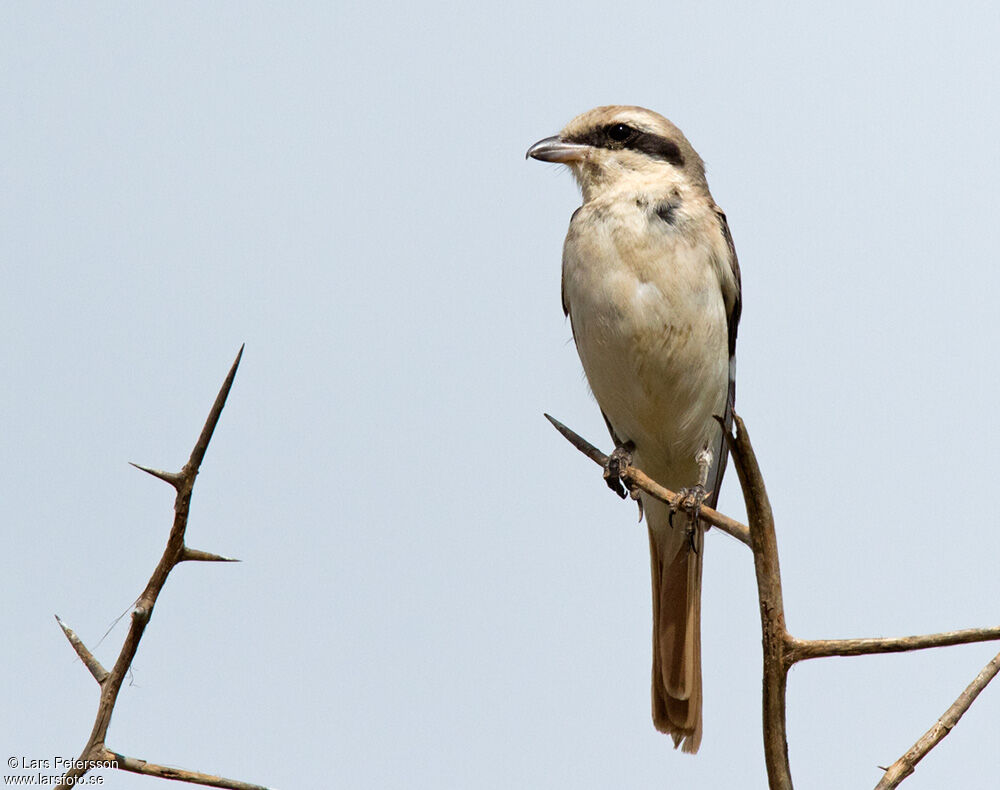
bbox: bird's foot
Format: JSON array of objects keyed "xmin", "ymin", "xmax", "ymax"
[
  {"xmin": 670, "ymin": 485, "xmax": 711, "ymax": 552},
  {"xmin": 603, "ymin": 441, "xmax": 636, "ymax": 500}
]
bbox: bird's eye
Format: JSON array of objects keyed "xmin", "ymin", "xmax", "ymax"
[{"xmin": 607, "ymin": 123, "xmax": 633, "ymax": 143}]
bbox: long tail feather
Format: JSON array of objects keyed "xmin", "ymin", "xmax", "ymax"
[{"xmin": 646, "ymin": 497, "xmax": 704, "ymax": 753}]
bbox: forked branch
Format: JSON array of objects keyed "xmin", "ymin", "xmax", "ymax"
[
  {"xmin": 53, "ymin": 347, "xmax": 271, "ymax": 790},
  {"xmin": 546, "ymin": 413, "xmax": 1000, "ymax": 790}
]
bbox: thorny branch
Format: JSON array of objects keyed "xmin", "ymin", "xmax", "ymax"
[
  {"xmin": 53, "ymin": 347, "xmax": 271, "ymax": 790},
  {"xmin": 546, "ymin": 413, "xmax": 1000, "ymax": 790}
]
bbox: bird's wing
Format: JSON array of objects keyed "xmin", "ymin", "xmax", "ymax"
[
  {"xmin": 561, "ymin": 208, "xmax": 583, "ymax": 319},
  {"xmin": 563, "ymin": 253, "xmax": 627, "ymax": 456},
  {"xmin": 704, "ymin": 207, "xmax": 742, "ymax": 510},
  {"xmin": 565, "ymin": 287, "xmax": 623, "ymax": 450}
]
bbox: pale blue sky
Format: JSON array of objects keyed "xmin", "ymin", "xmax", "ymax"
[{"xmin": 3, "ymin": 2, "xmax": 1000, "ymax": 788}]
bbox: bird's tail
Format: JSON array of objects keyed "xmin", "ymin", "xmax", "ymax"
[{"xmin": 645, "ymin": 496, "xmax": 704, "ymax": 753}]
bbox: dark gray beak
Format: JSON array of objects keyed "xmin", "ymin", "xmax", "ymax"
[{"xmin": 525, "ymin": 135, "xmax": 591, "ymax": 163}]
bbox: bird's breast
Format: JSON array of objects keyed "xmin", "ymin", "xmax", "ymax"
[{"xmin": 562, "ymin": 200, "xmax": 730, "ymax": 484}]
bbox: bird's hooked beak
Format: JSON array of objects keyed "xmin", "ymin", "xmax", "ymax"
[{"xmin": 525, "ymin": 135, "xmax": 591, "ymax": 163}]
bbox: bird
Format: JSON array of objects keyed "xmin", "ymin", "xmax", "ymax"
[{"xmin": 527, "ymin": 105, "xmax": 741, "ymax": 753}]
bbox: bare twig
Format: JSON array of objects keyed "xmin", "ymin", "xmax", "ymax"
[
  {"xmin": 104, "ymin": 749, "xmax": 272, "ymax": 790},
  {"xmin": 55, "ymin": 347, "xmax": 270, "ymax": 790},
  {"xmin": 545, "ymin": 412, "xmax": 1000, "ymax": 790},
  {"xmin": 874, "ymin": 649, "xmax": 1000, "ymax": 789},
  {"xmin": 787, "ymin": 627, "xmax": 1000, "ymax": 663}
]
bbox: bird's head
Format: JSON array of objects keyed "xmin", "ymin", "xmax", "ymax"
[{"xmin": 526, "ymin": 105, "xmax": 707, "ymax": 202}]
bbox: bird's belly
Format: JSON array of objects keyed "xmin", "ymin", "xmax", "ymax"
[{"xmin": 566, "ymin": 264, "xmax": 729, "ymax": 488}]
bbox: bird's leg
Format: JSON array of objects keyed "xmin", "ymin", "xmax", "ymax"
[
  {"xmin": 669, "ymin": 447, "xmax": 714, "ymax": 551},
  {"xmin": 603, "ymin": 440, "xmax": 636, "ymax": 499}
]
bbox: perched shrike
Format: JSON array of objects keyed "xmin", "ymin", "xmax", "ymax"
[{"xmin": 527, "ymin": 106, "xmax": 741, "ymax": 753}]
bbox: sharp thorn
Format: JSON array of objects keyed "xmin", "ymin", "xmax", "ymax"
[
  {"xmin": 180, "ymin": 547, "xmax": 241, "ymax": 563},
  {"xmin": 184, "ymin": 346, "xmax": 244, "ymax": 473},
  {"xmin": 129, "ymin": 462, "xmax": 183, "ymax": 488},
  {"xmin": 54, "ymin": 615, "xmax": 109, "ymax": 683}
]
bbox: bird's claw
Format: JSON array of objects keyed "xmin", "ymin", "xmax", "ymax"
[
  {"xmin": 669, "ymin": 484, "xmax": 711, "ymax": 552},
  {"xmin": 603, "ymin": 441, "xmax": 635, "ymax": 499}
]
